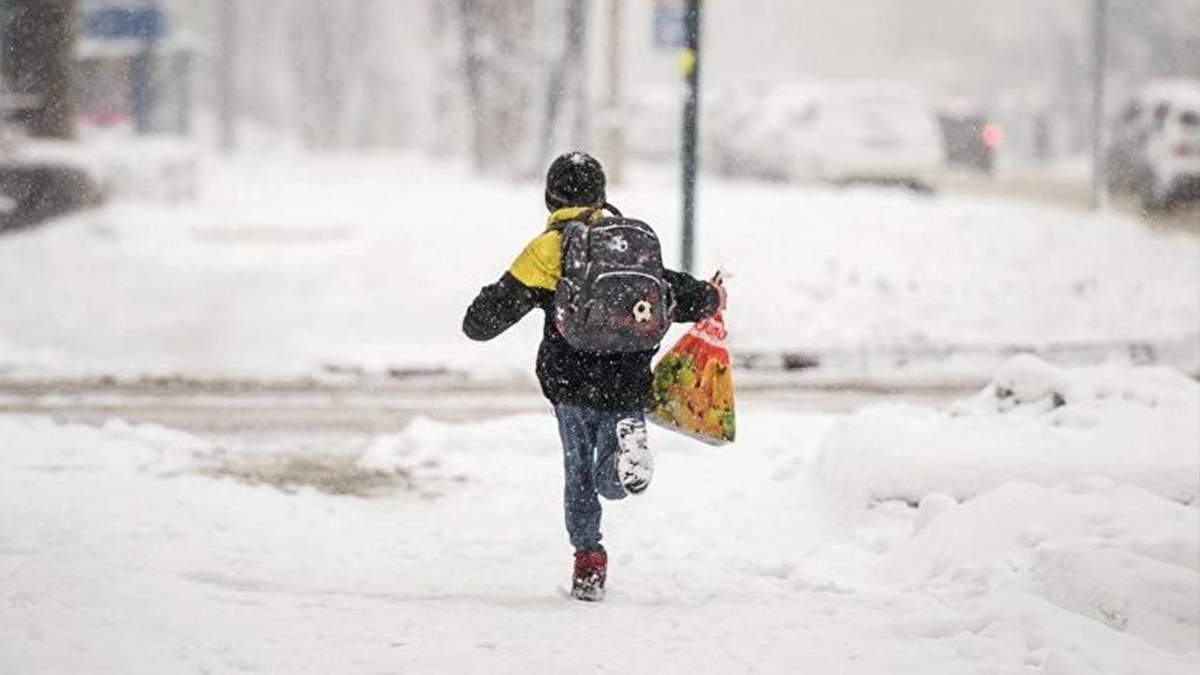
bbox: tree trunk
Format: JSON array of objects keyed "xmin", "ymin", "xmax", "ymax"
[
  {"xmin": 458, "ymin": 0, "xmax": 486, "ymax": 171},
  {"xmin": 217, "ymin": 0, "xmax": 237, "ymax": 152},
  {"xmin": 567, "ymin": 0, "xmax": 589, "ymax": 149},
  {"xmin": 540, "ymin": 0, "xmax": 587, "ymax": 166},
  {"xmin": 456, "ymin": 0, "xmax": 536, "ymax": 174},
  {"xmin": 2, "ymin": 0, "xmax": 76, "ymax": 139}
]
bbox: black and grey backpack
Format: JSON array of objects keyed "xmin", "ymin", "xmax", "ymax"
[{"xmin": 554, "ymin": 211, "xmax": 673, "ymax": 353}]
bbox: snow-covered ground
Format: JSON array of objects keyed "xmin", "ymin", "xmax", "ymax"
[
  {"xmin": 2, "ymin": 357, "xmax": 1197, "ymax": 674},
  {"xmin": 816, "ymin": 354, "xmax": 1200, "ymax": 508},
  {"xmin": 0, "ymin": 151, "xmax": 1196, "ymax": 379}
]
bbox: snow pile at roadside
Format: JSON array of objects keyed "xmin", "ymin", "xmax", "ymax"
[
  {"xmin": 883, "ymin": 480, "xmax": 1199, "ymax": 664},
  {"xmin": 813, "ymin": 355, "xmax": 1200, "ymax": 509},
  {"xmin": 17, "ymin": 135, "xmax": 201, "ymax": 203},
  {"xmin": 796, "ymin": 357, "xmax": 1200, "ymax": 673},
  {"xmin": 355, "ymin": 415, "xmax": 542, "ymax": 480},
  {"xmin": 0, "ymin": 414, "xmax": 206, "ymax": 475},
  {"xmin": 837, "ymin": 478, "xmax": 1200, "ymax": 674}
]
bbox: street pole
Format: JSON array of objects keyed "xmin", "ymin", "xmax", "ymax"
[
  {"xmin": 604, "ymin": 0, "xmax": 624, "ymax": 184},
  {"xmin": 216, "ymin": 0, "xmax": 236, "ymax": 154},
  {"xmin": 680, "ymin": 0, "xmax": 701, "ymax": 274},
  {"xmin": 1090, "ymin": 0, "xmax": 1108, "ymax": 210}
]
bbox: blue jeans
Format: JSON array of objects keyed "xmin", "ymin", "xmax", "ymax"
[{"xmin": 554, "ymin": 404, "xmax": 645, "ymax": 551}]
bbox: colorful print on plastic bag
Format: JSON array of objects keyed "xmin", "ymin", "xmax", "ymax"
[{"xmin": 648, "ymin": 311, "xmax": 735, "ymax": 445}]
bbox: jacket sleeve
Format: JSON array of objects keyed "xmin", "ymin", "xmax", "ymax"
[
  {"xmin": 663, "ymin": 269, "xmax": 720, "ymax": 324},
  {"xmin": 462, "ymin": 272, "xmax": 540, "ymax": 341}
]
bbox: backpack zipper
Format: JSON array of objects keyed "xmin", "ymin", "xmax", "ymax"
[
  {"xmin": 594, "ymin": 271, "xmax": 665, "ymax": 285},
  {"xmin": 590, "ymin": 223, "xmax": 660, "ymax": 242}
]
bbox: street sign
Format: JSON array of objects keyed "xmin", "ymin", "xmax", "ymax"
[
  {"xmin": 83, "ymin": 6, "xmax": 165, "ymax": 41},
  {"xmin": 652, "ymin": 0, "xmax": 685, "ymax": 50}
]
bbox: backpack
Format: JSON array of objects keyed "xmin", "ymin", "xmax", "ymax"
[{"xmin": 554, "ymin": 213, "xmax": 673, "ymax": 353}]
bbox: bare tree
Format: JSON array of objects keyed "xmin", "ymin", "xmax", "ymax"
[
  {"xmin": 428, "ymin": 0, "xmax": 463, "ymax": 157},
  {"xmin": 457, "ymin": 0, "xmax": 537, "ymax": 173},
  {"xmin": 289, "ymin": 3, "xmax": 339, "ymax": 148},
  {"xmin": 458, "ymin": 0, "xmax": 486, "ymax": 169},
  {"xmin": 216, "ymin": 0, "xmax": 236, "ymax": 152},
  {"xmin": 540, "ymin": 0, "xmax": 589, "ymax": 169},
  {"xmin": 218, "ymin": 0, "xmax": 417, "ymax": 151},
  {"xmin": 2, "ymin": 0, "xmax": 76, "ymax": 139}
]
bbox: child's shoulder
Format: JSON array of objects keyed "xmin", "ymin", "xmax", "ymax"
[
  {"xmin": 509, "ymin": 229, "xmax": 562, "ymax": 291},
  {"xmin": 520, "ymin": 227, "xmax": 562, "ymax": 263}
]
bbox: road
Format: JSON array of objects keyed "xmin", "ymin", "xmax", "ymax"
[
  {"xmin": 935, "ymin": 170, "xmax": 1200, "ymax": 233},
  {"xmin": 0, "ymin": 375, "xmax": 974, "ymax": 435}
]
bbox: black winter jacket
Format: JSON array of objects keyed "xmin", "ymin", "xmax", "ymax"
[{"xmin": 463, "ymin": 212, "xmax": 719, "ymax": 410}]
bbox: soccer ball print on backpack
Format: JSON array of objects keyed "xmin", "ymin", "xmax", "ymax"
[{"xmin": 553, "ymin": 214, "xmax": 672, "ymax": 354}]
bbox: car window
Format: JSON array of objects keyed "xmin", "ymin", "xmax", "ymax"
[{"xmin": 1180, "ymin": 110, "xmax": 1199, "ymax": 128}]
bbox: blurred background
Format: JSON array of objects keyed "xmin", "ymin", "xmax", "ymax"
[
  {"xmin": 2, "ymin": 2, "xmax": 1199, "ymax": 204},
  {"xmin": 0, "ymin": 0, "xmax": 1197, "ymax": 400}
]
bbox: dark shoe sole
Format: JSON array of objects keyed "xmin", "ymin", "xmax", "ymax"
[
  {"xmin": 570, "ymin": 576, "xmax": 605, "ymax": 601},
  {"xmin": 570, "ymin": 585, "xmax": 605, "ymax": 602}
]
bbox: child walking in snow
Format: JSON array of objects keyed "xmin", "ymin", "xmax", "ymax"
[{"xmin": 462, "ymin": 151, "xmax": 724, "ymax": 601}]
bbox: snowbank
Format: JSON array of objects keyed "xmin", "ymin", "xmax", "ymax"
[
  {"xmin": 883, "ymin": 480, "xmax": 1199, "ymax": 656},
  {"xmin": 798, "ymin": 357, "xmax": 1200, "ymax": 672},
  {"xmin": 16, "ymin": 135, "xmax": 200, "ymax": 203},
  {"xmin": 354, "ymin": 414, "xmax": 543, "ymax": 481},
  {"xmin": 848, "ymin": 478, "xmax": 1200, "ymax": 674},
  {"xmin": 0, "ymin": 414, "xmax": 206, "ymax": 475},
  {"xmin": 814, "ymin": 355, "xmax": 1200, "ymax": 509}
]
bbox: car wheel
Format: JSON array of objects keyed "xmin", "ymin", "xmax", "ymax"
[{"xmin": 1141, "ymin": 173, "xmax": 1168, "ymax": 213}]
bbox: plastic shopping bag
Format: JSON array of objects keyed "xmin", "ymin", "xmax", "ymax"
[{"xmin": 647, "ymin": 309, "xmax": 735, "ymax": 446}]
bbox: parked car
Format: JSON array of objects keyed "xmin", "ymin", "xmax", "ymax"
[
  {"xmin": 1107, "ymin": 78, "xmax": 1199, "ymax": 198},
  {"xmin": 937, "ymin": 103, "xmax": 999, "ymax": 175},
  {"xmin": 767, "ymin": 83, "xmax": 944, "ymax": 190},
  {"xmin": 1139, "ymin": 83, "xmax": 1200, "ymax": 211},
  {"xmin": 1107, "ymin": 99, "xmax": 1153, "ymax": 194},
  {"xmin": 1, "ymin": 94, "xmax": 102, "ymax": 232}
]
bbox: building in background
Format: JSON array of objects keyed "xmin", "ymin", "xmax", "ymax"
[{"xmin": 75, "ymin": 0, "xmax": 196, "ymax": 135}]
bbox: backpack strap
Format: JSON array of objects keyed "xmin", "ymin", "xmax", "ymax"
[
  {"xmin": 547, "ymin": 209, "xmax": 592, "ymax": 233},
  {"xmin": 547, "ymin": 203, "xmax": 624, "ymax": 232}
]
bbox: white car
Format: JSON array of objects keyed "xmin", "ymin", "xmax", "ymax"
[
  {"xmin": 1137, "ymin": 81, "xmax": 1200, "ymax": 210},
  {"xmin": 1108, "ymin": 79, "xmax": 1198, "ymax": 197},
  {"xmin": 744, "ymin": 83, "xmax": 944, "ymax": 189}
]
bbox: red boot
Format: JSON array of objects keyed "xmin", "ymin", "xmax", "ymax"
[{"xmin": 571, "ymin": 547, "xmax": 607, "ymax": 601}]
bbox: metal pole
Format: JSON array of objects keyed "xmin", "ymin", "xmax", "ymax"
[
  {"xmin": 680, "ymin": 0, "xmax": 700, "ymax": 274},
  {"xmin": 1090, "ymin": 0, "xmax": 1108, "ymax": 210},
  {"xmin": 217, "ymin": 0, "xmax": 236, "ymax": 153}
]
